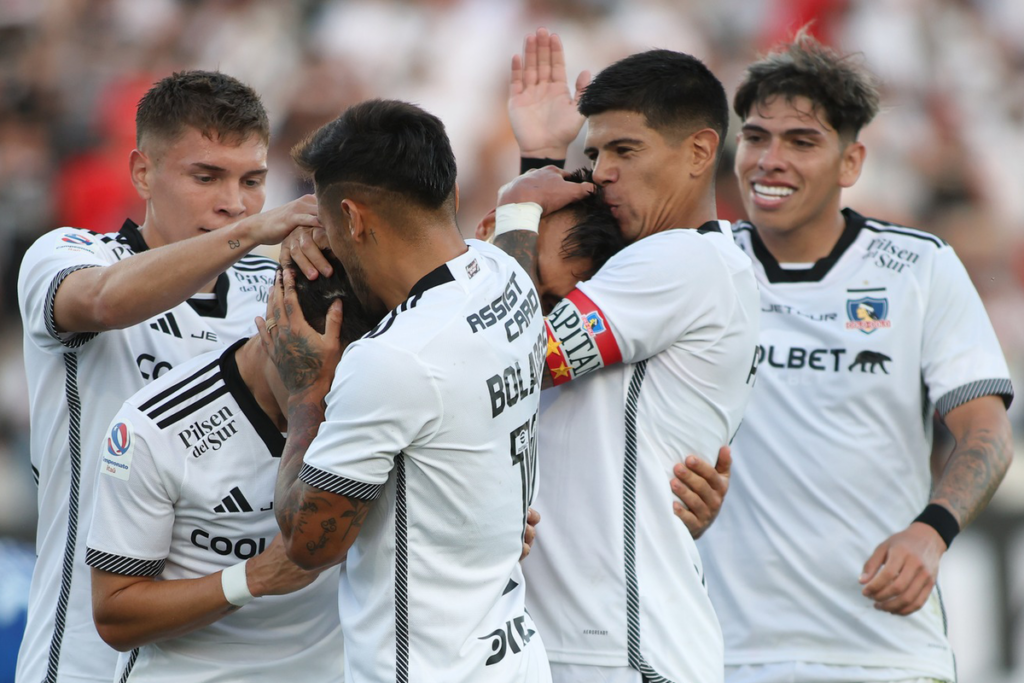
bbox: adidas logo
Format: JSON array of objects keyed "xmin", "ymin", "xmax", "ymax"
[
  {"xmin": 213, "ymin": 487, "xmax": 253, "ymax": 513},
  {"xmin": 150, "ymin": 312, "xmax": 182, "ymax": 338}
]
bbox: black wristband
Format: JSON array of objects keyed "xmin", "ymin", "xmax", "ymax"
[
  {"xmin": 520, "ymin": 157, "xmax": 566, "ymax": 174},
  {"xmin": 913, "ymin": 504, "xmax": 960, "ymax": 549}
]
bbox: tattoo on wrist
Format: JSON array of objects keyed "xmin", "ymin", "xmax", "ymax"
[
  {"xmin": 275, "ymin": 335, "xmax": 324, "ymax": 394},
  {"xmin": 228, "ymin": 239, "xmax": 241, "ymax": 250},
  {"xmin": 934, "ymin": 423, "xmax": 1012, "ymax": 528}
]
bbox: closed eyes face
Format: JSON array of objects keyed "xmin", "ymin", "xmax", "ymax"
[{"xmin": 583, "ymin": 110, "xmax": 691, "ymax": 242}]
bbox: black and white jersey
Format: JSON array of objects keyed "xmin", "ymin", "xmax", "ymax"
[
  {"xmin": 525, "ymin": 223, "xmax": 760, "ymax": 683},
  {"xmin": 299, "ymin": 240, "xmax": 550, "ymax": 683},
  {"xmin": 16, "ymin": 221, "xmax": 276, "ymax": 683},
  {"xmin": 86, "ymin": 341, "xmax": 343, "ymax": 682},
  {"xmin": 698, "ymin": 209, "xmax": 1013, "ymax": 682}
]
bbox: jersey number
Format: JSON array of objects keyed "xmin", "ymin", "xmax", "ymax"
[{"xmin": 509, "ymin": 412, "xmax": 539, "ymax": 543}]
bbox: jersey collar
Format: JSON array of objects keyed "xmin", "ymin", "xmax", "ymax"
[
  {"xmin": 219, "ymin": 338, "xmax": 285, "ymax": 458},
  {"xmin": 119, "ymin": 218, "xmax": 231, "ymax": 318},
  {"xmin": 748, "ymin": 208, "xmax": 864, "ymax": 283},
  {"xmin": 408, "ymin": 260, "xmax": 456, "ymax": 298}
]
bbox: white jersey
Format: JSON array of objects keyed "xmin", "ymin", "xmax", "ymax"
[
  {"xmin": 699, "ymin": 210, "xmax": 1013, "ymax": 682},
  {"xmin": 16, "ymin": 221, "xmax": 276, "ymax": 683},
  {"xmin": 300, "ymin": 241, "xmax": 550, "ymax": 683},
  {"xmin": 86, "ymin": 341, "xmax": 343, "ymax": 683},
  {"xmin": 525, "ymin": 223, "xmax": 761, "ymax": 683}
]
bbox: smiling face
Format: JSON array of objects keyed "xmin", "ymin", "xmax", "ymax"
[
  {"xmin": 133, "ymin": 127, "xmax": 268, "ymax": 248},
  {"xmin": 735, "ymin": 95, "xmax": 864, "ymax": 244},
  {"xmin": 584, "ymin": 110, "xmax": 694, "ymax": 242}
]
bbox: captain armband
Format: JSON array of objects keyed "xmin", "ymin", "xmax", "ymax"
[{"xmin": 544, "ymin": 290, "xmax": 622, "ymax": 386}]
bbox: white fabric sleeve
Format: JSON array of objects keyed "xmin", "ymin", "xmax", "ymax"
[
  {"xmin": 299, "ymin": 340, "xmax": 443, "ymax": 500},
  {"xmin": 18, "ymin": 228, "xmax": 111, "ymax": 351},
  {"xmin": 542, "ymin": 231, "xmax": 730, "ymax": 383},
  {"xmin": 922, "ymin": 246, "xmax": 1013, "ymax": 416},
  {"xmin": 86, "ymin": 407, "xmax": 180, "ymax": 576}
]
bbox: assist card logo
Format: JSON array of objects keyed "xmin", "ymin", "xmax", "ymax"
[{"xmin": 845, "ymin": 297, "xmax": 891, "ymax": 334}]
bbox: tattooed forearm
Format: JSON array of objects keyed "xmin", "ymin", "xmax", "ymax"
[
  {"xmin": 274, "ymin": 401, "xmax": 325, "ymax": 535},
  {"xmin": 933, "ymin": 416, "xmax": 1013, "ymax": 528},
  {"xmin": 493, "ymin": 231, "xmax": 539, "ymax": 288}
]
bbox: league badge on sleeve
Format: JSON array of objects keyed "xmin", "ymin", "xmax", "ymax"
[
  {"xmin": 845, "ymin": 296, "xmax": 891, "ymax": 334},
  {"xmin": 56, "ymin": 232, "xmax": 99, "ymax": 254},
  {"xmin": 101, "ymin": 420, "xmax": 136, "ymax": 481}
]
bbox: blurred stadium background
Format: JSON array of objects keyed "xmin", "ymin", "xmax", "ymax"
[{"xmin": 0, "ymin": 0, "xmax": 1022, "ymax": 681}]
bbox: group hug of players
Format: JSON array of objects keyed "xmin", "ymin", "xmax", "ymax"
[{"xmin": 15, "ymin": 24, "xmax": 1011, "ymax": 683}]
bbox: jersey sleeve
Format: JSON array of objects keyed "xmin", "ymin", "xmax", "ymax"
[
  {"xmin": 86, "ymin": 407, "xmax": 180, "ymax": 577},
  {"xmin": 299, "ymin": 340, "xmax": 443, "ymax": 500},
  {"xmin": 17, "ymin": 228, "xmax": 110, "ymax": 351},
  {"xmin": 543, "ymin": 232, "xmax": 729, "ymax": 385},
  {"xmin": 922, "ymin": 246, "xmax": 1013, "ymax": 416}
]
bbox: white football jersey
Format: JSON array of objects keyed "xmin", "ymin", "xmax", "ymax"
[
  {"xmin": 300, "ymin": 241, "xmax": 550, "ymax": 683},
  {"xmin": 86, "ymin": 341, "xmax": 343, "ymax": 682},
  {"xmin": 698, "ymin": 209, "xmax": 1013, "ymax": 682},
  {"xmin": 525, "ymin": 223, "xmax": 760, "ymax": 683},
  {"xmin": 16, "ymin": 222, "xmax": 276, "ymax": 683}
]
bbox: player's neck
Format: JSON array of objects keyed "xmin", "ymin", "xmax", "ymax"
[
  {"xmin": 137, "ymin": 219, "xmax": 218, "ymax": 294},
  {"xmin": 370, "ymin": 226, "xmax": 467, "ymax": 310},
  {"xmin": 235, "ymin": 337, "xmax": 287, "ymax": 431},
  {"xmin": 757, "ymin": 210, "xmax": 847, "ymax": 265},
  {"xmin": 655, "ymin": 188, "xmax": 717, "ymax": 237}
]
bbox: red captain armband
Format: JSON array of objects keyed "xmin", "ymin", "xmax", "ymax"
[{"xmin": 544, "ymin": 289, "xmax": 622, "ymax": 386}]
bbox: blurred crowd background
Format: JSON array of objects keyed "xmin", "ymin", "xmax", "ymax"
[{"xmin": 1, "ymin": 0, "xmax": 1023, "ymax": 680}]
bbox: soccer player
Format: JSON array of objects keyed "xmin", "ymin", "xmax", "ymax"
[
  {"xmin": 85, "ymin": 254, "xmax": 373, "ymax": 682},
  {"xmin": 492, "ymin": 37, "xmax": 761, "ymax": 683},
  {"xmin": 16, "ymin": 71, "xmax": 318, "ymax": 683},
  {"xmin": 267, "ymin": 99, "xmax": 551, "ymax": 682},
  {"xmin": 695, "ymin": 34, "xmax": 1014, "ymax": 683}
]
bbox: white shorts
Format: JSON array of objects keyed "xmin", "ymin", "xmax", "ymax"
[
  {"xmin": 550, "ymin": 663, "xmax": 641, "ymax": 683},
  {"xmin": 726, "ymin": 663, "xmax": 946, "ymax": 683}
]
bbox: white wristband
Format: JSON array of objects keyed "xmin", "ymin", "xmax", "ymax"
[
  {"xmin": 494, "ymin": 202, "xmax": 542, "ymax": 237},
  {"xmin": 221, "ymin": 560, "xmax": 254, "ymax": 607}
]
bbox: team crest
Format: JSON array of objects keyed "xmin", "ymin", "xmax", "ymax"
[
  {"xmin": 845, "ymin": 297, "xmax": 891, "ymax": 334},
  {"xmin": 101, "ymin": 420, "xmax": 135, "ymax": 481},
  {"xmin": 583, "ymin": 311, "xmax": 607, "ymax": 335}
]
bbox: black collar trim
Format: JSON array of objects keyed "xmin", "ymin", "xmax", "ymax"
[
  {"xmin": 749, "ymin": 208, "xmax": 865, "ymax": 283},
  {"xmin": 696, "ymin": 220, "xmax": 722, "ymax": 234},
  {"xmin": 119, "ymin": 218, "xmax": 231, "ymax": 318},
  {"xmin": 118, "ymin": 219, "xmax": 148, "ymax": 253},
  {"xmin": 409, "ymin": 263, "xmax": 456, "ymax": 298},
  {"xmin": 219, "ymin": 339, "xmax": 285, "ymax": 458}
]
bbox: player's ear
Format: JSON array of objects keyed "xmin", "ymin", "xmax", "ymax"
[
  {"xmin": 129, "ymin": 149, "xmax": 152, "ymax": 200},
  {"xmin": 341, "ymin": 199, "xmax": 367, "ymax": 244},
  {"xmin": 688, "ymin": 128, "xmax": 720, "ymax": 178},
  {"xmin": 839, "ymin": 140, "xmax": 866, "ymax": 189}
]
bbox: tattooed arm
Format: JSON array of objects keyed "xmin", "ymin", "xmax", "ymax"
[
  {"xmin": 259, "ymin": 267, "xmax": 373, "ymax": 570},
  {"xmin": 860, "ymin": 394, "xmax": 1012, "ymax": 615},
  {"xmin": 53, "ymin": 196, "xmax": 319, "ymax": 334}
]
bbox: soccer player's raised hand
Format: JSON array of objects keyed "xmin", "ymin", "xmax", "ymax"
[
  {"xmin": 245, "ymin": 534, "xmax": 322, "ymax": 597},
  {"xmin": 280, "ymin": 224, "xmax": 333, "ymax": 281},
  {"xmin": 509, "ymin": 28, "xmax": 590, "ymax": 160},
  {"xmin": 257, "ymin": 266, "xmax": 343, "ymax": 403},
  {"xmin": 238, "ymin": 194, "xmax": 321, "ymax": 247},
  {"xmin": 671, "ymin": 446, "xmax": 731, "ymax": 539},
  {"xmin": 497, "ymin": 166, "xmax": 594, "ymax": 215},
  {"xmin": 859, "ymin": 523, "xmax": 946, "ymax": 616}
]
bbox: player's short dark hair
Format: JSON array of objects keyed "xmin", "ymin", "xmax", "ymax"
[
  {"xmin": 734, "ymin": 30, "xmax": 880, "ymax": 140},
  {"xmin": 289, "ymin": 251, "xmax": 375, "ymax": 345},
  {"xmin": 136, "ymin": 70, "xmax": 269, "ymax": 147},
  {"xmin": 559, "ymin": 168, "xmax": 626, "ymax": 278},
  {"xmin": 579, "ymin": 49, "xmax": 729, "ymax": 155},
  {"xmin": 291, "ymin": 99, "xmax": 457, "ymax": 215}
]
